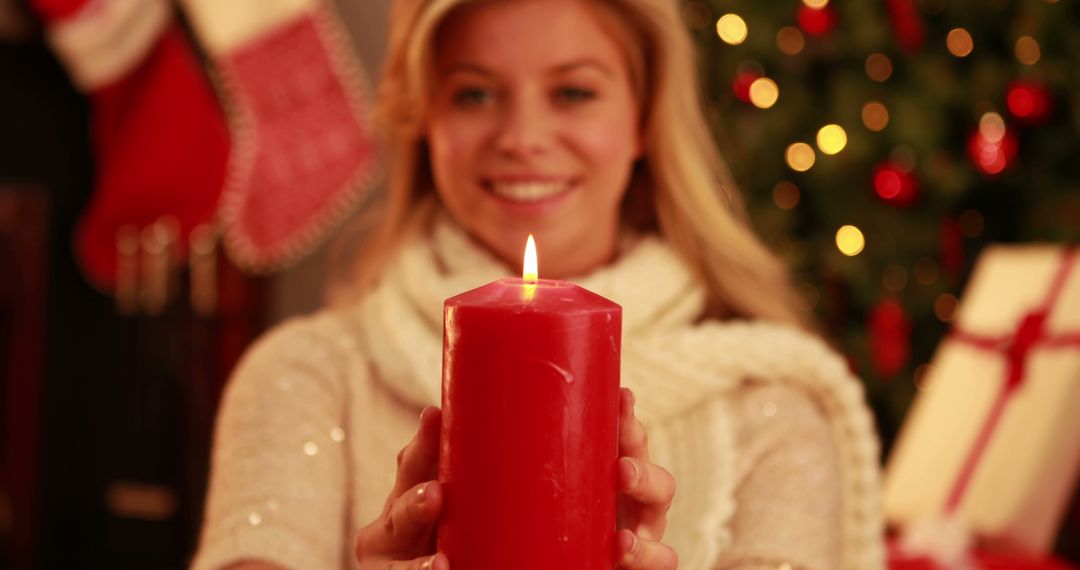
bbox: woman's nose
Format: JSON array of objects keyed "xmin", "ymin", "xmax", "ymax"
[{"xmin": 493, "ymin": 96, "xmax": 551, "ymax": 157}]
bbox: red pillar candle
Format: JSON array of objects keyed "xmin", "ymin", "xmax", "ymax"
[{"xmin": 438, "ymin": 236, "xmax": 622, "ymax": 568}]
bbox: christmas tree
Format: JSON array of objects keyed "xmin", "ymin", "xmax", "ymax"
[{"xmin": 685, "ymin": 0, "xmax": 1080, "ymax": 450}]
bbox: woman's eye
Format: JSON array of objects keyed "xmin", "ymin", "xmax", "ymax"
[
  {"xmin": 555, "ymin": 87, "xmax": 596, "ymax": 104},
  {"xmin": 452, "ymin": 87, "xmax": 494, "ymax": 107}
]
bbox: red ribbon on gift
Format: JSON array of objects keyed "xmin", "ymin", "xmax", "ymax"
[{"xmin": 944, "ymin": 247, "xmax": 1080, "ymax": 513}]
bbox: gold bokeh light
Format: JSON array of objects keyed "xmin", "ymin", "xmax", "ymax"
[
  {"xmin": 785, "ymin": 142, "xmax": 816, "ymax": 172},
  {"xmin": 947, "ymin": 28, "xmax": 974, "ymax": 57},
  {"xmin": 749, "ymin": 77, "xmax": 780, "ymax": 108},
  {"xmin": 1015, "ymin": 36, "xmax": 1040, "ymax": 65},
  {"xmin": 865, "ymin": 53, "xmax": 893, "ymax": 82},
  {"xmin": 776, "ymin": 26, "xmax": 805, "ymax": 55},
  {"xmin": 773, "ymin": 181, "xmax": 800, "ymax": 210},
  {"xmin": 816, "ymin": 124, "xmax": 848, "ymax": 155},
  {"xmin": 861, "ymin": 101, "xmax": 889, "ymax": 131},
  {"xmin": 835, "ymin": 225, "xmax": 866, "ymax": 256},
  {"xmin": 934, "ymin": 293, "xmax": 959, "ymax": 322},
  {"xmin": 979, "ymin": 112, "xmax": 1007, "ymax": 143},
  {"xmin": 716, "ymin": 14, "xmax": 748, "ymax": 45}
]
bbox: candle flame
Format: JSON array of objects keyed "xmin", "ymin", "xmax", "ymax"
[{"xmin": 523, "ymin": 234, "xmax": 538, "ymax": 282}]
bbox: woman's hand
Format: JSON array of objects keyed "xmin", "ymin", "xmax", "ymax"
[
  {"xmin": 354, "ymin": 406, "xmax": 449, "ymax": 570},
  {"xmin": 617, "ymin": 387, "xmax": 679, "ymax": 569},
  {"xmin": 353, "ymin": 395, "xmax": 676, "ymax": 569}
]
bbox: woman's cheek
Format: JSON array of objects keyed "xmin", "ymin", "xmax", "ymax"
[
  {"xmin": 571, "ymin": 107, "xmax": 639, "ymax": 158},
  {"xmin": 442, "ymin": 120, "xmax": 492, "ymax": 168},
  {"xmin": 570, "ymin": 125, "xmax": 639, "ymax": 190}
]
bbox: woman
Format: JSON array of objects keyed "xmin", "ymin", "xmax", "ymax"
[{"xmin": 192, "ymin": 0, "xmax": 885, "ymax": 569}]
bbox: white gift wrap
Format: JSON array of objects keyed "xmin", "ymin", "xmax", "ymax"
[{"xmin": 883, "ymin": 244, "xmax": 1080, "ymax": 553}]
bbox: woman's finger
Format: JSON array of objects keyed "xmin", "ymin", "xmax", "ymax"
[
  {"xmin": 389, "ymin": 406, "xmax": 442, "ymax": 500},
  {"xmin": 618, "ymin": 457, "xmax": 675, "ymax": 509},
  {"xmin": 618, "ymin": 457, "xmax": 674, "ymax": 539},
  {"xmin": 379, "ymin": 553, "xmax": 449, "ymax": 570},
  {"xmin": 619, "ymin": 388, "xmax": 650, "ymax": 462},
  {"xmin": 355, "ymin": 480, "xmax": 443, "ymax": 560},
  {"xmin": 616, "ymin": 529, "xmax": 678, "ymax": 570}
]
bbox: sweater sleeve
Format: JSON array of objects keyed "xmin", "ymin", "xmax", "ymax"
[
  {"xmin": 712, "ymin": 383, "xmax": 843, "ymax": 570},
  {"xmin": 191, "ymin": 314, "xmax": 356, "ymax": 570}
]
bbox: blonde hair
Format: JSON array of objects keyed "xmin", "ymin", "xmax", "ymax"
[{"xmin": 342, "ymin": 0, "xmax": 810, "ymax": 328}]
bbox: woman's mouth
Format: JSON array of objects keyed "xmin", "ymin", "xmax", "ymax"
[{"xmin": 484, "ymin": 178, "xmax": 577, "ymax": 203}]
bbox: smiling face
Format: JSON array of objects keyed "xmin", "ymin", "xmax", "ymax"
[{"xmin": 425, "ymin": 0, "xmax": 643, "ymax": 278}]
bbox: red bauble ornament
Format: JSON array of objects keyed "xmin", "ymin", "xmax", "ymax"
[
  {"xmin": 1006, "ymin": 80, "xmax": 1052, "ymax": 125},
  {"xmin": 797, "ymin": 5, "xmax": 837, "ymax": 37},
  {"xmin": 885, "ymin": 0, "xmax": 925, "ymax": 53},
  {"xmin": 967, "ymin": 128, "xmax": 1018, "ymax": 176},
  {"xmin": 869, "ymin": 298, "xmax": 912, "ymax": 379},
  {"xmin": 872, "ymin": 162, "xmax": 919, "ymax": 207}
]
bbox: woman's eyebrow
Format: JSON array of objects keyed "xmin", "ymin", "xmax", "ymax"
[
  {"xmin": 442, "ymin": 63, "xmax": 496, "ymax": 78},
  {"xmin": 442, "ymin": 59, "xmax": 615, "ymax": 78},
  {"xmin": 550, "ymin": 59, "xmax": 615, "ymax": 77}
]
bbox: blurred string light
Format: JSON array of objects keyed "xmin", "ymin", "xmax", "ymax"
[
  {"xmin": 875, "ymin": 168, "xmax": 905, "ymax": 198},
  {"xmin": 835, "ymin": 225, "xmax": 866, "ymax": 256},
  {"xmin": 924, "ymin": 0, "xmax": 947, "ymax": 13},
  {"xmin": 915, "ymin": 256, "xmax": 939, "ymax": 285},
  {"xmin": 872, "ymin": 162, "xmax": 918, "ymax": 206},
  {"xmin": 803, "ymin": 0, "xmax": 829, "ymax": 7},
  {"xmin": 968, "ymin": 111, "xmax": 1018, "ymax": 175},
  {"xmin": 862, "ymin": 101, "xmax": 890, "ymax": 131},
  {"xmin": 980, "ymin": 112, "xmax": 1006, "ymax": 143},
  {"xmin": 959, "ymin": 209, "xmax": 985, "ymax": 237},
  {"xmin": 1014, "ymin": 36, "xmax": 1041, "ymax": 65},
  {"xmin": 947, "ymin": 28, "xmax": 974, "ymax": 57},
  {"xmin": 731, "ymin": 61, "xmax": 764, "ymax": 104},
  {"xmin": 773, "ymin": 181, "xmax": 800, "ymax": 209},
  {"xmin": 732, "ymin": 72, "xmax": 758, "ymax": 103},
  {"xmin": 1006, "ymin": 81, "xmax": 1051, "ymax": 122},
  {"xmin": 816, "ymin": 124, "xmax": 847, "ymax": 154},
  {"xmin": 934, "ymin": 293, "xmax": 959, "ymax": 322},
  {"xmin": 785, "ymin": 142, "xmax": 816, "ymax": 171},
  {"xmin": 797, "ymin": 3, "xmax": 837, "ymax": 36},
  {"xmin": 889, "ymin": 144, "xmax": 918, "ymax": 171},
  {"xmin": 776, "ymin": 26, "xmax": 805, "ymax": 55},
  {"xmin": 716, "ymin": 14, "xmax": 748, "ymax": 45},
  {"xmin": 749, "ymin": 77, "xmax": 779, "ymax": 108},
  {"xmin": 866, "ymin": 53, "xmax": 893, "ymax": 82},
  {"xmin": 882, "ymin": 263, "xmax": 909, "ymax": 293}
]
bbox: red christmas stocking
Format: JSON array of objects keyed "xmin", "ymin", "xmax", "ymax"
[
  {"xmin": 180, "ymin": 0, "xmax": 378, "ymax": 273},
  {"xmin": 32, "ymin": 0, "xmax": 230, "ymax": 291}
]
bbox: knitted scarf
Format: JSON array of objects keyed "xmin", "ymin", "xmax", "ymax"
[{"xmin": 354, "ymin": 215, "xmax": 884, "ymax": 569}]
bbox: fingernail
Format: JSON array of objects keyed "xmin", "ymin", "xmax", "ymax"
[
  {"xmin": 421, "ymin": 556, "xmax": 433, "ymax": 570},
  {"xmin": 627, "ymin": 388, "xmax": 636, "ymax": 406},
  {"xmin": 620, "ymin": 531, "xmax": 638, "ymax": 561},
  {"xmin": 622, "ymin": 457, "xmax": 640, "ymax": 486},
  {"xmin": 415, "ymin": 482, "xmax": 429, "ymax": 505}
]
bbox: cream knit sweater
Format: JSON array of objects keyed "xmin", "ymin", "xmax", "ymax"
[{"xmin": 192, "ymin": 216, "xmax": 885, "ymax": 570}]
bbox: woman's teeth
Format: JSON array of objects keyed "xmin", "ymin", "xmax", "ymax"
[{"xmin": 490, "ymin": 181, "xmax": 570, "ymax": 202}]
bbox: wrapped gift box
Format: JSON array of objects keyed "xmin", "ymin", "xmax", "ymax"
[
  {"xmin": 884, "ymin": 244, "xmax": 1080, "ymax": 554},
  {"xmin": 887, "ymin": 538, "xmax": 1079, "ymax": 570}
]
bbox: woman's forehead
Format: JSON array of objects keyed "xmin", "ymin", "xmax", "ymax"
[{"xmin": 434, "ymin": 0, "xmax": 628, "ymax": 76}]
